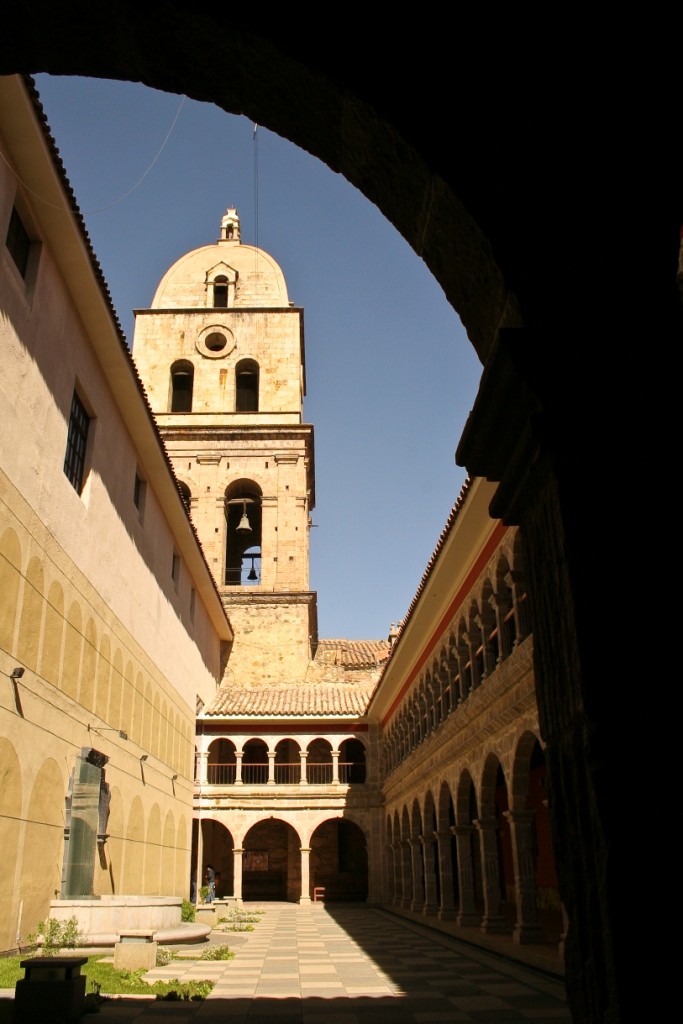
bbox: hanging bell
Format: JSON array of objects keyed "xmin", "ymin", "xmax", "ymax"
[
  {"xmin": 247, "ymin": 565, "xmax": 258, "ymax": 581},
  {"xmin": 236, "ymin": 503, "xmax": 251, "ymax": 533}
]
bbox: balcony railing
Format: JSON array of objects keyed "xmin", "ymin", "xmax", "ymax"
[
  {"xmin": 203, "ymin": 761, "xmax": 366, "ymax": 785},
  {"xmin": 207, "ymin": 763, "xmax": 236, "ymax": 785}
]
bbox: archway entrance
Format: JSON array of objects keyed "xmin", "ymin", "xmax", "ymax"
[
  {"xmin": 310, "ymin": 818, "xmax": 368, "ymax": 902},
  {"xmin": 243, "ymin": 819, "xmax": 301, "ymax": 902}
]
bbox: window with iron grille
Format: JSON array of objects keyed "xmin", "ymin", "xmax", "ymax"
[{"xmin": 63, "ymin": 391, "xmax": 90, "ymax": 492}]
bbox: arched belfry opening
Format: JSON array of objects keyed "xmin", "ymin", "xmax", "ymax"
[
  {"xmin": 169, "ymin": 360, "xmax": 194, "ymax": 413},
  {"xmin": 235, "ymin": 359, "xmax": 259, "ymax": 411},
  {"xmin": 224, "ymin": 482, "xmax": 262, "ymax": 586}
]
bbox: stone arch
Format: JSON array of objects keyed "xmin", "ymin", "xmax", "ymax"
[
  {"xmin": 0, "ymin": 739, "xmax": 22, "ymax": 951},
  {"xmin": 103, "ymin": 786, "xmax": 124, "ymax": 896},
  {"xmin": 21, "ymin": 758, "xmax": 64, "ymax": 940},
  {"xmin": 208, "ymin": 737, "xmax": 236, "ymax": 784},
  {"xmin": 142, "ymin": 681, "xmax": 152, "ymax": 752},
  {"xmin": 151, "ymin": 691, "xmax": 161, "ymax": 758},
  {"xmin": 241, "ymin": 737, "xmax": 268, "ymax": 784},
  {"xmin": 122, "ymin": 796, "xmax": 145, "ymax": 894},
  {"xmin": 0, "ymin": 527, "xmax": 22, "ymax": 656},
  {"xmin": 79, "ymin": 617, "xmax": 97, "ymax": 711},
  {"xmin": 95, "ymin": 634, "xmax": 111, "ymax": 721},
  {"xmin": 224, "ymin": 480, "xmax": 262, "ymax": 586},
  {"xmin": 161, "ymin": 809, "xmax": 175, "ymax": 895},
  {"xmin": 62, "ymin": 599, "xmax": 83, "ymax": 699},
  {"xmin": 310, "ymin": 816, "xmax": 368, "ymax": 902},
  {"xmin": 175, "ymin": 816, "xmax": 189, "ymax": 897},
  {"xmin": 274, "ymin": 737, "xmax": 300, "ymax": 785},
  {"xmin": 307, "ymin": 737, "xmax": 332, "ymax": 784},
  {"xmin": 159, "ymin": 699, "xmax": 168, "ymax": 765},
  {"xmin": 0, "ymin": 22, "xmax": 654, "ymax": 1012},
  {"xmin": 108, "ymin": 647, "xmax": 123, "ymax": 731},
  {"xmin": 144, "ymin": 803, "xmax": 161, "ymax": 894},
  {"xmin": 16, "ymin": 555, "xmax": 44, "ymax": 671},
  {"xmin": 243, "ymin": 818, "xmax": 301, "ymax": 902},
  {"xmin": 121, "ymin": 661, "xmax": 134, "ymax": 739},
  {"xmin": 40, "ymin": 579, "xmax": 64, "ymax": 687},
  {"xmin": 512, "ymin": 732, "xmax": 560, "ymax": 913},
  {"xmin": 132, "ymin": 672, "xmax": 144, "ymax": 745},
  {"xmin": 338, "ymin": 737, "xmax": 366, "ymax": 783},
  {"xmin": 198, "ymin": 818, "xmax": 234, "ymax": 898}
]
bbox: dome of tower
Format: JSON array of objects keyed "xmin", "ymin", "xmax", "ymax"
[{"xmin": 149, "ymin": 208, "xmax": 290, "ymax": 309}]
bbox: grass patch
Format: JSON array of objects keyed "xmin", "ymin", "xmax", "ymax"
[{"xmin": 0, "ymin": 954, "xmax": 214, "ymax": 1000}]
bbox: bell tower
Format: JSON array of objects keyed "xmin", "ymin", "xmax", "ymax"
[{"xmin": 133, "ymin": 209, "xmax": 317, "ymax": 686}]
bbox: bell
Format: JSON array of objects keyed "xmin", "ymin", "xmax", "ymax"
[
  {"xmin": 236, "ymin": 504, "xmax": 251, "ymax": 533},
  {"xmin": 247, "ymin": 566, "xmax": 258, "ymax": 581}
]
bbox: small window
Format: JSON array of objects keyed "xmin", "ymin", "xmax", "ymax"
[
  {"xmin": 190, "ymin": 588, "xmax": 196, "ymax": 623},
  {"xmin": 213, "ymin": 276, "xmax": 228, "ymax": 308},
  {"xmin": 133, "ymin": 472, "xmax": 147, "ymax": 516},
  {"xmin": 170, "ymin": 361, "xmax": 194, "ymax": 412},
  {"xmin": 172, "ymin": 551, "xmax": 181, "ymax": 587},
  {"xmin": 6, "ymin": 207, "xmax": 31, "ymax": 278},
  {"xmin": 63, "ymin": 391, "xmax": 91, "ymax": 493}
]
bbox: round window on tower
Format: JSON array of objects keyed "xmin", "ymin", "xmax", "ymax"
[
  {"xmin": 206, "ymin": 332, "xmax": 227, "ymax": 352},
  {"xmin": 196, "ymin": 325, "xmax": 236, "ymax": 359}
]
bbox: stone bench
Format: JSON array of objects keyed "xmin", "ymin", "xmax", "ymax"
[{"xmin": 114, "ymin": 929, "xmax": 158, "ymax": 971}]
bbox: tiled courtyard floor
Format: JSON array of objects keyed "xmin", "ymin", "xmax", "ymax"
[{"xmin": 4, "ymin": 903, "xmax": 571, "ymax": 1022}]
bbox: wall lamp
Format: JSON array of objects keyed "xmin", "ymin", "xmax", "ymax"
[
  {"xmin": 88, "ymin": 724, "xmax": 128, "ymax": 740},
  {"xmin": 171, "ymin": 774, "xmax": 178, "ymax": 782},
  {"xmin": 10, "ymin": 667, "xmax": 24, "ymax": 680},
  {"xmin": 140, "ymin": 754, "xmax": 149, "ymax": 762}
]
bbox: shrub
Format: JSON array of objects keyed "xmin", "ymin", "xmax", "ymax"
[
  {"xmin": 27, "ymin": 916, "xmax": 83, "ymax": 955},
  {"xmin": 181, "ymin": 899, "xmax": 196, "ymax": 922},
  {"xmin": 156, "ymin": 947, "xmax": 176, "ymax": 966}
]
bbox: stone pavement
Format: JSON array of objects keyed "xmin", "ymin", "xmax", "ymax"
[{"xmin": 5, "ymin": 903, "xmax": 572, "ymax": 1022}]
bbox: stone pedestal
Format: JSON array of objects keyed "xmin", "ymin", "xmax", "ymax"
[
  {"xmin": 14, "ymin": 956, "xmax": 87, "ymax": 1024},
  {"xmin": 114, "ymin": 930, "xmax": 158, "ymax": 970}
]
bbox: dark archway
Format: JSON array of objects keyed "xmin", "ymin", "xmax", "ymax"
[
  {"xmin": 310, "ymin": 818, "xmax": 368, "ymax": 902},
  {"xmin": 1, "ymin": 16, "xmax": 668, "ymax": 1016},
  {"xmin": 243, "ymin": 819, "xmax": 301, "ymax": 902}
]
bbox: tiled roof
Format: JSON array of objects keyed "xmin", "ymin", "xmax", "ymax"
[
  {"xmin": 313, "ymin": 639, "xmax": 390, "ymax": 668},
  {"xmin": 203, "ymin": 683, "xmax": 377, "ymax": 718}
]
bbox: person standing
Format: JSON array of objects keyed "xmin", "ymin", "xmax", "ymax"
[{"xmin": 204, "ymin": 863, "xmax": 216, "ymax": 902}]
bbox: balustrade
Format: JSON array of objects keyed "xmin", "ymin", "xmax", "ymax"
[{"xmin": 200, "ymin": 759, "xmax": 366, "ymax": 786}]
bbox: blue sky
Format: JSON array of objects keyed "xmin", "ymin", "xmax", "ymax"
[{"xmin": 33, "ymin": 74, "xmax": 482, "ymax": 641}]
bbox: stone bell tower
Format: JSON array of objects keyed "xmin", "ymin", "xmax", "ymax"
[{"xmin": 132, "ymin": 208, "xmax": 316, "ymax": 686}]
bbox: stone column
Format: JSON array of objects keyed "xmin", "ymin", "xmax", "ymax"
[
  {"xmin": 392, "ymin": 842, "xmax": 403, "ymax": 906},
  {"xmin": 453, "ymin": 824, "xmax": 479, "ymax": 926},
  {"xmin": 409, "ymin": 836, "xmax": 425, "ymax": 912},
  {"xmin": 331, "ymin": 749, "xmax": 340, "ymax": 784},
  {"xmin": 400, "ymin": 841, "xmax": 412, "ymax": 909},
  {"xmin": 195, "ymin": 817, "xmax": 204, "ymax": 905},
  {"xmin": 234, "ymin": 750, "xmax": 244, "ymax": 785},
  {"xmin": 299, "ymin": 847, "xmax": 311, "ymax": 903},
  {"xmin": 504, "ymin": 809, "xmax": 544, "ymax": 944},
  {"xmin": 267, "ymin": 750, "xmax": 276, "ymax": 785},
  {"xmin": 232, "ymin": 847, "xmax": 243, "ymax": 903},
  {"xmin": 196, "ymin": 750, "xmax": 208, "ymax": 785},
  {"xmin": 475, "ymin": 817, "xmax": 508, "ymax": 934},
  {"xmin": 421, "ymin": 833, "xmax": 439, "ymax": 916},
  {"xmin": 299, "ymin": 750, "xmax": 308, "ymax": 783},
  {"xmin": 435, "ymin": 828, "xmax": 457, "ymax": 921}
]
